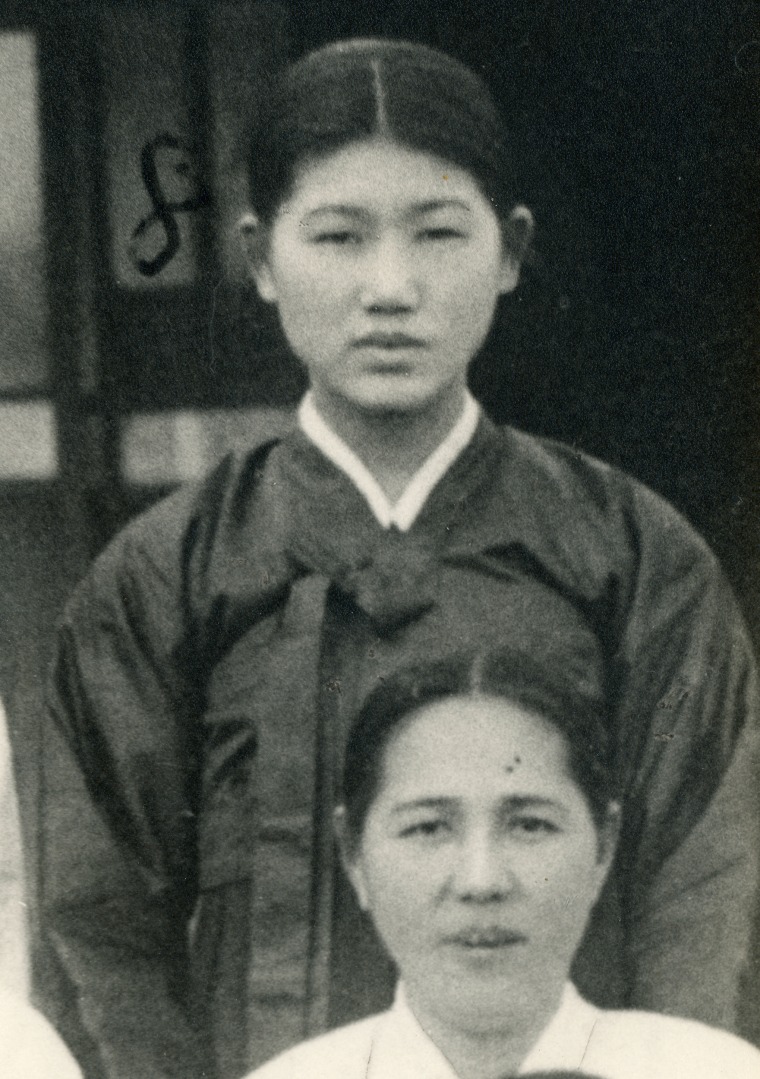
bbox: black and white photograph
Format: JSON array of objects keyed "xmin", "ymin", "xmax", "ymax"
[{"xmin": 0, "ymin": 3, "xmax": 759, "ymax": 1077}]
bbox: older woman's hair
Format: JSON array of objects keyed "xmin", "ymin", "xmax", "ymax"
[
  {"xmin": 341, "ymin": 648, "xmax": 617, "ymax": 845},
  {"xmin": 247, "ymin": 38, "xmax": 519, "ymax": 226}
]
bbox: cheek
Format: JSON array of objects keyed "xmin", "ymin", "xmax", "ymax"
[
  {"xmin": 359, "ymin": 844, "xmax": 440, "ymax": 930},
  {"xmin": 364, "ymin": 871, "xmax": 436, "ymax": 966},
  {"xmin": 276, "ymin": 272, "xmax": 334, "ymax": 319},
  {"xmin": 528, "ymin": 843, "xmax": 603, "ymax": 930},
  {"xmin": 430, "ymin": 253, "xmax": 504, "ymax": 322},
  {"xmin": 271, "ymin": 272, "xmax": 346, "ymax": 357},
  {"xmin": 269, "ymin": 246, "xmax": 350, "ymax": 316}
]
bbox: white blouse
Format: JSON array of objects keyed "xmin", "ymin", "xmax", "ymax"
[{"xmin": 245, "ymin": 982, "xmax": 760, "ymax": 1079}]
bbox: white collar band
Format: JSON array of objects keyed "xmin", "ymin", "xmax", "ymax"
[{"xmin": 298, "ymin": 392, "xmax": 480, "ymax": 531}]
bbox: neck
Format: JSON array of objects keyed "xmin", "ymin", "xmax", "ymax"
[
  {"xmin": 311, "ymin": 386, "xmax": 468, "ymax": 501},
  {"xmin": 406, "ymin": 983, "xmax": 562, "ymax": 1079}
]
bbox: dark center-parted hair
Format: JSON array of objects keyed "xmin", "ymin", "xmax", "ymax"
[
  {"xmin": 341, "ymin": 648, "xmax": 617, "ymax": 847},
  {"xmin": 247, "ymin": 38, "xmax": 519, "ymax": 227}
]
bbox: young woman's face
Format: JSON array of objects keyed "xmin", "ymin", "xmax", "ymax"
[
  {"xmin": 343, "ymin": 696, "xmax": 613, "ymax": 1033},
  {"xmin": 251, "ymin": 138, "xmax": 525, "ymax": 420}
]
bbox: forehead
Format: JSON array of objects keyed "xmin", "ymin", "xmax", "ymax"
[
  {"xmin": 284, "ymin": 137, "xmax": 491, "ymax": 215},
  {"xmin": 376, "ymin": 696, "xmax": 576, "ymax": 801}
]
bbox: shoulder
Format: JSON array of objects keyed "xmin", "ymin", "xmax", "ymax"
[
  {"xmin": 495, "ymin": 423, "xmax": 679, "ymax": 522},
  {"xmin": 115, "ymin": 438, "xmax": 283, "ymax": 559},
  {"xmin": 587, "ymin": 1007, "xmax": 760, "ymax": 1079},
  {"xmin": 244, "ymin": 1015, "xmax": 380, "ymax": 1079},
  {"xmin": 66, "ymin": 439, "xmax": 285, "ymax": 608},
  {"xmin": 491, "ymin": 422, "xmax": 717, "ymax": 568}
]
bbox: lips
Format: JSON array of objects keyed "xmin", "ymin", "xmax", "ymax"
[
  {"xmin": 445, "ymin": 927, "xmax": 527, "ymax": 949},
  {"xmin": 353, "ymin": 332, "xmax": 426, "ymax": 349}
]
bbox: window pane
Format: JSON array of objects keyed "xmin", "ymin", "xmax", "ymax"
[
  {"xmin": 0, "ymin": 31, "xmax": 49, "ymax": 389},
  {"xmin": 0, "ymin": 401, "xmax": 57, "ymax": 479},
  {"xmin": 121, "ymin": 406, "xmax": 294, "ymax": 485}
]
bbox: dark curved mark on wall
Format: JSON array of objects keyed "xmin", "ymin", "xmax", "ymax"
[{"xmin": 130, "ymin": 133, "xmax": 211, "ymax": 277}]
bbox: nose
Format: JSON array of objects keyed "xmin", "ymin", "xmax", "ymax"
[
  {"xmin": 452, "ymin": 828, "xmax": 517, "ymax": 902},
  {"xmin": 360, "ymin": 235, "xmax": 420, "ymax": 312}
]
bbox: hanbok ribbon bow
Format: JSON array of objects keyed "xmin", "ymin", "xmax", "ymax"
[
  {"xmin": 288, "ymin": 524, "xmax": 437, "ymax": 636},
  {"xmin": 334, "ymin": 529, "xmax": 437, "ymax": 635}
]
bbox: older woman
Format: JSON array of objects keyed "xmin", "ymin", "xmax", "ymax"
[{"xmin": 247, "ymin": 651, "xmax": 760, "ymax": 1079}]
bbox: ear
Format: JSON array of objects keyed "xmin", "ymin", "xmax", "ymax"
[
  {"xmin": 498, "ymin": 204, "xmax": 534, "ymax": 295},
  {"xmin": 594, "ymin": 800, "xmax": 621, "ymax": 886},
  {"xmin": 334, "ymin": 806, "xmax": 370, "ymax": 912},
  {"xmin": 238, "ymin": 211, "xmax": 278, "ymax": 303}
]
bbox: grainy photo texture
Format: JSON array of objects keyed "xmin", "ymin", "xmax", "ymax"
[{"xmin": 0, "ymin": 4, "xmax": 758, "ymax": 1079}]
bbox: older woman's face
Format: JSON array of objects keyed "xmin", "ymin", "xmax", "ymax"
[
  {"xmin": 251, "ymin": 138, "xmax": 526, "ymax": 420},
  {"xmin": 343, "ymin": 696, "xmax": 612, "ymax": 1033}
]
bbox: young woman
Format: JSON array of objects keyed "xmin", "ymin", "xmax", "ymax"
[
  {"xmin": 41, "ymin": 38, "xmax": 758, "ymax": 1079},
  {"xmin": 246, "ymin": 651, "xmax": 760, "ymax": 1079}
]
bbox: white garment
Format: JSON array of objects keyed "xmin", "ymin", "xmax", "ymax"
[
  {"xmin": 0, "ymin": 702, "xmax": 82, "ymax": 1076},
  {"xmin": 0, "ymin": 697, "xmax": 28, "ymax": 998},
  {"xmin": 297, "ymin": 391, "xmax": 480, "ymax": 531},
  {"xmin": 1, "ymin": 989, "xmax": 82, "ymax": 1079},
  {"xmin": 245, "ymin": 982, "xmax": 760, "ymax": 1079}
]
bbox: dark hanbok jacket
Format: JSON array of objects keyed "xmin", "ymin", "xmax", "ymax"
[{"xmin": 42, "ymin": 419, "xmax": 759, "ymax": 1079}]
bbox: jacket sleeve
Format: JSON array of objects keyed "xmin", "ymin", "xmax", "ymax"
[
  {"xmin": 612, "ymin": 479, "xmax": 760, "ymax": 1031},
  {"xmin": 40, "ymin": 492, "xmax": 215, "ymax": 1079}
]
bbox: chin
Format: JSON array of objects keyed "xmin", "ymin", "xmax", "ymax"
[
  {"xmin": 425, "ymin": 979, "xmax": 529, "ymax": 1035},
  {"xmin": 352, "ymin": 394, "xmax": 431, "ymax": 417},
  {"xmin": 350, "ymin": 380, "xmax": 448, "ymax": 417}
]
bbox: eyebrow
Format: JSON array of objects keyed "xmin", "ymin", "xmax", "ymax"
[
  {"xmin": 390, "ymin": 795, "xmax": 564, "ymax": 814},
  {"xmin": 301, "ymin": 205, "xmax": 367, "ymax": 220},
  {"xmin": 301, "ymin": 199, "xmax": 473, "ymax": 222},
  {"xmin": 413, "ymin": 199, "xmax": 473, "ymax": 214}
]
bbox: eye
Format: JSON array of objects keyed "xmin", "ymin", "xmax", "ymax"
[
  {"xmin": 508, "ymin": 816, "xmax": 561, "ymax": 841},
  {"xmin": 399, "ymin": 818, "xmax": 450, "ymax": 840},
  {"xmin": 418, "ymin": 226, "xmax": 466, "ymax": 241},
  {"xmin": 311, "ymin": 230, "xmax": 361, "ymax": 246}
]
